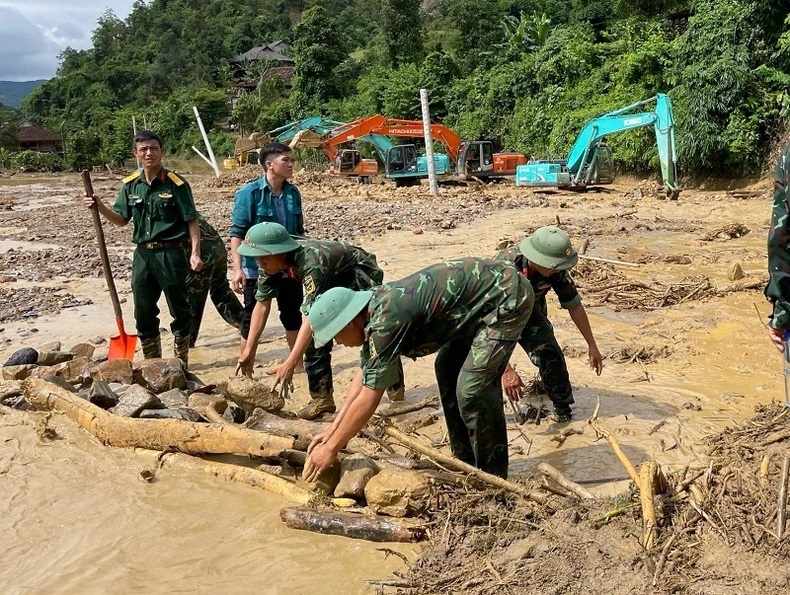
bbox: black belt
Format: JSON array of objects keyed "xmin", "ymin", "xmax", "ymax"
[{"xmin": 138, "ymin": 241, "xmax": 190, "ymax": 250}]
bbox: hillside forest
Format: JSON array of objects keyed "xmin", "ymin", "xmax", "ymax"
[{"xmin": 3, "ymin": 0, "xmax": 790, "ymax": 180}]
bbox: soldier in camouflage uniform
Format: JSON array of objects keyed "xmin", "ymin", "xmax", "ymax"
[
  {"xmin": 302, "ymin": 258, "xmax": 535, "ymax": 480},
  {"xmin": 83, "ymin": 130, "xmax": 202, "ymax": 365},
  {"xmin": 494, "ymin": 226, "xmax": 603, "ymax": 422},
  {"xmin": 187, "ymin": 214, "xmax": 244, "ymax": 347},
  {"xmin": 766, "ymin": 144, "xmax": 790, "ymax": 351},
  {"xmin": 235, "ymin": 222, "xmax": 403, "ymax": 419}
]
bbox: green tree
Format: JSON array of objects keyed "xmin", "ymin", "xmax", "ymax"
[
  {"xmin": 0, "ymin": 105, "xmax": 20, "ymax": 150},
  {"xmin": 379, "ymin": 0, "xmax": 424, "ymax": 67}
]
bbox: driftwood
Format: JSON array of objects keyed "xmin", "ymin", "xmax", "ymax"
[
  {"xmin": 778, "ymin": 456, "xmax": 790, "ymax": 540},
  {"xmin": 381, "ymin": 424, "xmax": 544, "ymax": 504},
  {"xmin": 640, "ymin": 461, "xmax": 660, "ymax": 550},
  {"xmin": 588, "ymin": 401, "xmax": 641, "ymax": 489},
  {"xmin": 377, "ymin": 396, "xmax": 439, "ymax": 418},
  {"xmin": 159, "ymin": 451, "xmax": 314, "ymax": 504},
  {"xmin": 537, "ymin": 463, "xmax": 595, "ymax": 499},
  {"xmin": 23, "ymin": 378, "xmax": 294, "ymax": 457},
  {"xmin": 280, "ymin": 506, "xmax": 427, "ymax": 542},
  {"xmin": 244, "ymin": 408, "xmax": 328, "ymax": 440}
]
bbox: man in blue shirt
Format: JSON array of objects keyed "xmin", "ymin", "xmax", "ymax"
[{"xmin": 230, "ymin": 142, "xmax": 305, "ymax": 371}]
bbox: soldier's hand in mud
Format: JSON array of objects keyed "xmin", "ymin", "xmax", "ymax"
[
  {"xmin": 502, "ymin": 365, "xmax": 525, "ymax": 402},
  {"xmin": 189, "ymin": 253, "xmax": 203, "ymax": 272},
  {"xmin": 231, "ymin": 268, "xmax": 246, "ymax": 294},
  {"xmin": 274, "ymin": 360, "xmax": 296, "ymax": 386},
  {"xmin": 235, "ymin": 352, "xmax": 254, "ymax": 378},
  {"xmin": 768, "ymin": 326, "xmax": 786, "ymax": 353},
  {"xmin": 588, "ymin": 345, "xmax": 604, "ymax": 375},
  {"xmin": 303, "ymin": 442, "xmax": 338, "ymax": 483},
  {"xmin": 307, "ymin": 427, "xmax": 335, "ymax": 455}
]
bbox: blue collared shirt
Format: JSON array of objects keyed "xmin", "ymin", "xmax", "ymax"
[{"xmin": 230, "ymin": 176, "xmax": 305, "ymax": 278}]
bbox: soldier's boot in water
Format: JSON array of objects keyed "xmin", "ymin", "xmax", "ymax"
[
  {"xmin": 141, "ymin": 335, "xmax": 162, "ymax": 359},
  {"xmin": 296, "ymin": 392, "xmax": 336, "ymax": 420},
  {"xmin": 174, "ymin": 334, "xmax": 191, "ymax": 367}
]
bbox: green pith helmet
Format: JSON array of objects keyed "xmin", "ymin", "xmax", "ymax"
[
  {"xmin": 519, "ymin": 225, "xmax": 578, "ymax": 271},
  {"xmin": 236, "ymin": 222, "xmax": 300, "ymax": 257},
  {"xmin": 308, "ymin": 287, "xmax": 373, "ymax": 347}
]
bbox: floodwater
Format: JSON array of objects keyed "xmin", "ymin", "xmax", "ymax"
[{"xmin": 0, "ymin": 174, "xmax": 783, "ymax": 592}]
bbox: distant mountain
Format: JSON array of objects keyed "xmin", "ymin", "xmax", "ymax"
[{"xmin": 0, "ymin": 80, "xmax": 47, "ymax": 109}]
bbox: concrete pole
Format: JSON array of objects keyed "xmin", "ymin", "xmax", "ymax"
[
  {"xmin": 193, "ymin": 106, "xmax": 221, "ymax": 177},
  {"xmin": 420, "ymin": 88, "xmax": 439, "ymax": 196}
]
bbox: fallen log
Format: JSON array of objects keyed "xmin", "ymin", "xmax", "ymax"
[
  {"xmin": 280, "ymin": 506, "xmax": 427, "ymax": 542},
  {"xmin": 23, "ymin": 378, "xmax": 293, "ymax": 457},
  {"xmin": 537, "ymin": 463, "xmax": 595, "ymax": 499},
  {"xmin": 588, "ymin": 400, "xmax": 641, "ymax": 490},
  {"xmin": 381, "ymin": 423, "xmax": 544, "ymax": 504},
  {"xmin": 243, "ymin": 408, "xmax": 328, "ymax": 440},
  {"xmin": 160, "ymin": 451, "xmax": 314, "ymax": 504}
]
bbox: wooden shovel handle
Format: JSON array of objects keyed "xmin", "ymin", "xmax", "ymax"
[{"xmin": 81, "ymin": 170, "xmax": 124, "ymax": 321}]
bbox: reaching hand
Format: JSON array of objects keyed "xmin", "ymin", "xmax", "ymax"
[
  {"xmin": 501, "ymin": 366, "xmax": 525, "ymax": 402},
  {"xmin": 275, "ymin": 360, "xmax": 295, "ymax": 386},
  {"xmin": 588, "ymin": 345, "xmax": 604, "ymax": 376},
  {"xmin": 235, "ymin": 353, "xmax": 254, "ymax": 378},
  {"xmin": 302, "ymin": 442, "xmax": 338, "ymax": 483},
  {"xmin": 768, "ymin": 326, "xmax": 786, "ymax": 353}
]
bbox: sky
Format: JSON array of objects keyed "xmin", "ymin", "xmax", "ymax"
[{"xmin": 0, "ymin": 0, "xmax": 136, "ymax": 81}]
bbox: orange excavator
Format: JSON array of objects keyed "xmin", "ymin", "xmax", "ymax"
[{"xmin": 322, "ymin": 115, "xmax": 527, "ymax": 184}]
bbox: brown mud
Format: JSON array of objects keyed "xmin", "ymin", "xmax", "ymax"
[{"xmin": 0, "ymin": 167, "xmax": 785, "ymax": 594}]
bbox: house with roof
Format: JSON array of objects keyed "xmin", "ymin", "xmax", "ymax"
[
  {"xmin": 17, "ymin": 119, "xmax": 63, "ymax": 153},
  {"xmin": 229, "ymin": 40, "xmax": 295, "ymax": 102}
]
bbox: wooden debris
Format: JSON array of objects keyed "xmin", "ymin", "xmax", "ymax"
[
  {"xmin": 377, "ymin": 396, "xmax": 439, "ymax": 418},
  {"xmin": 23, "ymin": 378, "xmax": 294, "ymax": 457},
  {"xmin": 537, "ymin": 463, "xmax": 595, "ymax": 499},
  {"xmin": 640, "ymin": 460, "xmax": 660, "ymax": 550},
  {"xmin": 280, "ymin": 506, "xmax": 427, "ymax": 542}
]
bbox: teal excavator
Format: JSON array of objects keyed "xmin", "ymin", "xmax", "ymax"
[{"xmin": 515, "ymin": 94, "xmax": 680, "ymax": 199}]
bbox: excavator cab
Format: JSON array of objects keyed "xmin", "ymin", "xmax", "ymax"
[
  {"xmin": 583, "ymin": 141, "xmax": 614, "ymax": 185},
  {"xmin": 458, "ymin": 141, "xmax": 494, "ymax": 176},
  {"xmin": 385, "ymin": 145, "xmax": 417, "ymax": 174},
  {"xmin": 336, "ymin": 149, "xmax": 362, "ymax": 173}
]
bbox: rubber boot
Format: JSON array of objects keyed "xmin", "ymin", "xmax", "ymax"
[
  {"xmin": 296, "ymin": 392, "xmax": 336, "ymax": 420},
  {"xmin": 174, "ymin": 334, "xmax": 191, "ymax": 367},
  {"xmin": 141, "ymin": 335, "xmax": 162, "ymax": 359}
]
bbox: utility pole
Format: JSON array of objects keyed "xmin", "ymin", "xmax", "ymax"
[{"xmin": 420, "ymin": 88, "xmax": 439, "ymax": 196}]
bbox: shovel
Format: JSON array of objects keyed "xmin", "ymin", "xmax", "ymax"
[{"xmin": 81, "ymin": 170, "xmax": 138, "ymax": 360}]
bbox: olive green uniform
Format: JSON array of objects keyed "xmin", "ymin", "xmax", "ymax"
[
  {"xmin": 112, "ymin": 168, "xmax": 197, "ymax": 359},
  {"xmin": 187, "ymin": 215, "xmax": 244, "ymax": 346},
  {"xmin": 494, "ymin": 245, "xmax": 580, "ymax": 414},
  {"xmin": 766, "ymin": 144, "xmax": 790, "ymax": 330},
  {"xmin": 360, "ymin": 258, "xmax": 534, "ymax": 478},
  {"xmin": 255, "ymin": 238, "xmax": 401, "ymax": 399}
]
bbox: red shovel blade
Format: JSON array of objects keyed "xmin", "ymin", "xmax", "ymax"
[{"xmin": 108, "ymin": 316, "xmax": 138, "ymax": 361}]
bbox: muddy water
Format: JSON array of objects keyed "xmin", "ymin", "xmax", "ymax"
[{"xmin": 1, "ymin": 176, "xmax": 782, "ymax": 591}]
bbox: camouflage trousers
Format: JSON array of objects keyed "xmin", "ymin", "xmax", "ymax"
[
  {"xmin": 435, "ymin": 296, "xmax": 533, "ymax": 479},
  {"xmin": 517, "ymin": 298, "xmax": 573, "ymax": 410},
  {"xmin": 187, "ymin": 259, "xmax": 244, "ymax": 347}
]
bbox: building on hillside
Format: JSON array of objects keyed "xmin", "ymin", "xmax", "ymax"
[
  {"xmin": 228, "ymin": 41, "xmax": 295, "ymax": 110},
  {"xmin": 17, "ymin": 119, "xmax": 63, "ymax": 153}
]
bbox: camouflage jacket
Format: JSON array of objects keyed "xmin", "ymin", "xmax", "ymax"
[
  {"xmin": 494, "ymin": 245, "xmax": 582, "ymax": 309},
  {"xmin": 766, "ymin": 144, "xmax": 790, "ymax": 330},
  {"xmin": 197, "ymin": 214, "xmax": 227, "ymax": 267},
  {"xmin": 256, "ymin": 238, "xmax": 383, "ymax": 314},
  {"xmin": 360, "ymin": 258, "xmax": 534, "ymax": 389}
]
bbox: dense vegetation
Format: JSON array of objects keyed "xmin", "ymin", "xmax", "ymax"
[{"xmin": 8, "ymin": 0, "xmax": 790, "ymax": 177}]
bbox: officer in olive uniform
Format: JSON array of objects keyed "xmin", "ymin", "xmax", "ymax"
[
  {"xmin": 187, "ymin": 214, "xmax": 244, "ymax": 347},
  {"xmin": 302, "ymin": 258, "xmax": 535, "ymax": 480},
  {"xmin": 766, "ymin": 145, "xmax": 790, "ymax": 352},
  {"xmin": 235, "ymin": 222, "xmax": 404, "ymax": 419},
  {"xmin": 84, "ymin": 130, "xmax": 202, "ymax": 364},
  {"xmin": 494, "ymin": 226, "xmax": 603, "ymax": 422}
]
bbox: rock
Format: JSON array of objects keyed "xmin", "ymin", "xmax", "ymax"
[
  {"xmin": 93, "ymin": 359, "xmax": 134, "ymax": 385},
  {"xmin": 110, "ymin": 385, "xmax": 164, "ymax": 417},
  {"xmin": 216, "ymin": 377, "xmax": 284, "ymax": 413},
  {"xmin": 633, "ymin": 188, "xmax": 643, "ymax": 199},
  {"xmin": 139, "ymin": 409, "xmax": 184, "ymax": 420},
  {"xmin": 307, "ymin": 461, "xmax": 341, "ymax": 496},
  {"xmin": 4, "ymin": 347, "xmax": 38, "ymax": 367},
  {"xmin": 39, "ymin": 340, "xmax": 61, "ymax": 352},
  {"xmin": 187, "ymin": 393, "xmax": 228, "ymax": 413},
  {"xmin": 158, "ymin": 388, "xmax": 188, "ymax": 408},
  {"xmin": 2, "ymin": 364, "xmax": 37, "ymax": 380},
  {"xmin": 133, "ymin": 358, "xmax": 187, "ymax": 394},
  {"xmin": 0, "ymin": 381, "xmax": 23, "ymax": 405},
  {"xmin": 69, "ymin": 343, "xmax": 96, "ymax": 358},
  {"xmin": 48, "ymin": 356, "xmax": 93, "ymax": 385},
  {"xmin": 727, "ymin": 262, "xmax": 745, "ymax": 281},
  {"xmin": 334, "ymin": 454, "xmax": 380, "ymax": 499},
  {"xmin": 37, "ymin": 351, "xmax": 75, "ymax": 366},
  {"xmin": 40, "ymin": 374, "xmax": 78, "ymax": 393},
  {"xmin": 412, "ymin": 227, "xmax": 423, "ymax": 235},
  {"xmin": 89, "ymin": 380, "xmax": 120, "ymax": 409},
  {"xmin": 364, "ymin": 467, "xmax": 432, "ymax": 517},
  {"xmin": 177, "ymin": 407, "xmax": 204, "ymax": 422}
]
